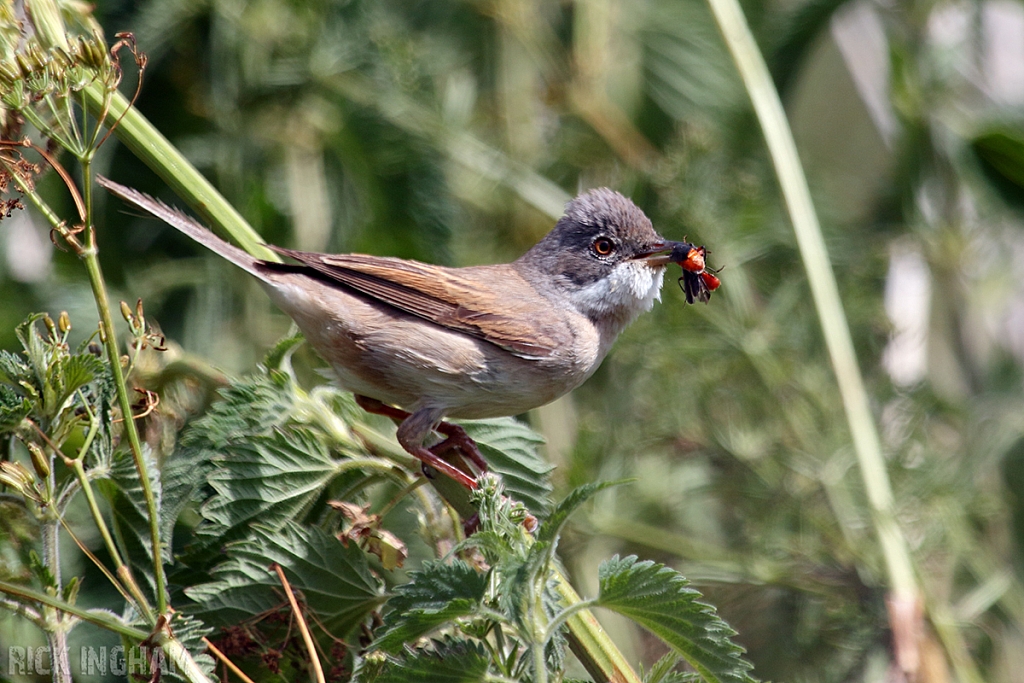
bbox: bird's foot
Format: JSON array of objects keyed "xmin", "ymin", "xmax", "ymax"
[
  {"xmin": 431, "ymin": 421, "xmax": 488, "ymax": 473},
  {"xmin": 355, "ymin": 395, "xmax": 489, "ymax": 477}
]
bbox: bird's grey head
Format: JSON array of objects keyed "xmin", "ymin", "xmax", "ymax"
[{"xmin": 517, "ymin": 188, "xmax": 673, "ymax": 332}]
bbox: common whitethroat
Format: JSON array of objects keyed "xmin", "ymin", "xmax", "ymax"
[{"xmin": 99, "ymin": 177, "xmax": 718, "ymax": 489}]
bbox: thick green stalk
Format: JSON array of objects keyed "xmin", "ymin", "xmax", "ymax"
[
  {"xmin": 701, "ymin": 0, "xmax": 918, "ymax": 605},
  {"xmin": 81, "ymin": 84, "xmax": 276, "ymax": 261},
  {"xmin": 555, "ymin": 573, "xmax": 641, "ymax": 683}
]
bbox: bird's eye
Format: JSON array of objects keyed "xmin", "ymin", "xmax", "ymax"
[{"xmin": 593, "ymin": 237, "xmax": 615, "ymax": 256}]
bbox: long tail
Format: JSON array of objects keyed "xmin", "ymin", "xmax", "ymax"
[{"xmin": 96, "ymin": 176, "xmax": 267, "ymax": 280}]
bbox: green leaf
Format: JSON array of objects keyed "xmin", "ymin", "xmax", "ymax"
[
  {"xmin": 374, "ymin": 560, "xmax": 489, "ymax": 652},
  {"xmin": 361, "ymin": 638, "xmax": 492, "ymax": 683},
  {"xmin": 536, "ymin": 480, "xmax": 623, "ymax": 546},
  {"xmin": 262, "ymin": 329, "xmax": 305, "ymax": 374},
  {"xmin": 97, "ymin": 445, "xmax": 167, "ymax": 600},
  {"xmin": 190, "ymin": 427, "xmax": 344, "ymax": 552},
  {"xmin": 160, "ymin": 445, "xmax": 214, "ymax": 549},
  {"xmin": 461, "ymin": 418, "xmax": 553, "ymax": 517},
  {"xmin": 162, "ymin": 612, "xmax": 216, "ymax": 683},
  {"xmin": 51, "ymin": 353, "xmax": 105, "ymax": 414},
  {"xmin": 179, "ymin": 374, "xmax": 296, "ymax": 450},
  {"xmin": 185, "ymin": 521, "xmax": 383, "ymax": 637},
  {"xmin": 644, "ymin": 652, "xmax": 699, "ymax": 683},
  {"xmin": 15, "ymin": 314, "xmax": 49, "ymax": 388},
  {"xmin": 0, "ymin": 383, "xmax": 31, "ymax": 433},
  {"xmin": 597, "ymin": 556, "xmax": 756, "ymax": 683},
  {"xmin": 0, "ymin": 349, "xmax": 31, "ymax": 386}
]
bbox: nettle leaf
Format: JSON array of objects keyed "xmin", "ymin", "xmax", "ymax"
[
  {"xmin": 0, "ymin": 349, "xmax": 31, "ymax": 385},
  {"xmin": 536, "ymin": 480, "xmax": 623, "ymax": 546},
  {"xmin": 597, "ymin": 556, "xmax": 756, "ymax": 683},
  {"xmin": 160, "ymin": 446, "xmax": 214, "ymax": 548},
  {"xmin": 645, "ymin": 652, "xmax": 699, "ymax": 683},
  {"xmin": 185, "ymin": 521, "xmax": 383, "ymax": 637},
  {"xmin": 15, "ymin": 314, "xmax": 49, "ymax": 388},
  {"xmin": 0, "ymin": 383, "xmax": 31, "ymax": 432},
  {"xmin": 190, "ymin": 427, "xmax": 344, "ymax": 552},
  {"xmin": 180, "ymin": 374, "xmax": 296, "ymax": 450},
  {"xmin": 362, "ymin": 638, "xmax": 492, "ymax": 683},
  {"xmin": 52, "ymin": 353, "xmax": 105, "ymax": 414},
  {"xmin": 374, "ymin": 560, "xmax": 489, "ymax": 652},
  {"xmin": 161, "ymin": 611, "xmax": 216, "ymax": 683},
  {"xmin": 460, "ymin": 418, "xmax": 552, "ymax": 517},
  {"xmin": 97, "ymin": 445, "xmax": 168, "ymax": 600}
]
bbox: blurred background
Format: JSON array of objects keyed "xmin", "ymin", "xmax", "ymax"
[{"xmin": 4, "ymin": 0, "xmax": 1024, "ymax": 680}]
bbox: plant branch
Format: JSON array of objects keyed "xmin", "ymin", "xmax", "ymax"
[
  {"xmin": 272, "ymin": 563, "xmax": 326, "ymax": 683},
  {"xmin": 0, "ymin": 580, "xmax": 145, "ymax": 640},
  {"xmin": 41, "ymin": 459, "xmax": 73, "ymax": 683},
  {"xmin": 1, "ymin": 140, "xmax": 169, "ymax": 618},
  {"xmin": 83, "ymin": 231, "xmax": 168, "ymax": 617},
  {"xmin": 80, "ymin": 84, "xmax": 276, "ymax": 261},
  {"xmin": 203, "ymin": 638, "xmax": 258, "ymax": 683},
  {"xmin": 554, "ymin": 572, "xmax": 641, "ymax": 683},
  {"xmin": 544, "ymin": 598, "xmax": 599, "ymax": 643},
  {"xmin": 702, "ymin": 0, "xmax": 918, "ymax": 609}
]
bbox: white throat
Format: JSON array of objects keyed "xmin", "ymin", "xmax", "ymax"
[{"xmin": 567, "ymin": 261, "xmax": 666, "ymax": 346}]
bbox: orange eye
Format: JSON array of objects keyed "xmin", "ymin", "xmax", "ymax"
[{"xmin": 593, "ymin": 238, "xmax": 614, "ymax": 256}]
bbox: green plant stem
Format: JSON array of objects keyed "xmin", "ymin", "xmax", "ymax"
[
  {"xmin": 0, "ymin": 597, "xmax": 44, "ymax": 628},
  {"xmin": 532, "ymin": 640, "xmax": 548, "ymax": 683},
  {"xmin": 40, "ymin": 501, "xmax": 73, "ymax": 683},
  {"xmin": 530, "ymin": 568, "xmax": 549, "ymax": 683},
  {"xmin": 74, "ymin": 152, "xmax": 168, "ymax": 617},
  {"xmin": 702, "ymin": 0, "xmax": 918, "ymax": 606},
  {"xmin": 69, "ymin": 457, "xmax": 154, "ymax": 621},
  {"xmin": 81, "ymin": 84, "xmax": 276, "ymax": 261},
  {"xmin": 0, "ymin": 579, "xmax": 146, "ymax": 639},
  {"xmin": 554, "ymin": 572, "xmax": 641, "ymax": 683},
  {"xmin": 81, "ymin": 265, "xmax": 166, "ymax": 618},
  {"xmin": 89, "ymin": 298, "xmax": 168, "ymax": 618},
  {"xmin": 3, "ymin": 156, "xmax": 169, "ymax": 618},
  {"xmin": 544, "ymin": 598, "xmax": 598, "ymax": 642},
  {"xmin": 0, "ymin": 580, "xmax": 215, "ymax": 683}
]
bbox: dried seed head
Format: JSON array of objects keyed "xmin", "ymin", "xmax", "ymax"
[{"xmin": 0, "ymin": 461, "xmax": 37, "ymax": 495}]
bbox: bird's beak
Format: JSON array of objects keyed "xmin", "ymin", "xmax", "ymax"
[{"xmin": 632, "ymin": 240, "xmax": 692, "ymax": 267}]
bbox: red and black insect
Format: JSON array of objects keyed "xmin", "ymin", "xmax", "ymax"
[{"xmin": 670, "ymin": 243, "xmax": 721, "ymax": 304}]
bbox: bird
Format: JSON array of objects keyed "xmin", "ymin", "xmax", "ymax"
[{"xmin": 98, "ymin": 177, "xmax": 714, "ymax": 489}]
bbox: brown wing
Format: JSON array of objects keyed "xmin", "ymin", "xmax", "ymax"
[{"xmin": 267, "ymin": 247, "xmax": 559, "ymax": 358}]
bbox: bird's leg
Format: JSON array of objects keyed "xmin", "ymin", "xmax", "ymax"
[
  {"xmin": 356, "ymin": 396, "xmax": 479, "ymax": 489},
  {"xmin": 394, "ymin": 406, "xmax": 478, "ymax": 489},
  {"xmin": 354, "ymin": 395, "xmax": 488, "ymax": 475},
  {"xmin": 432, "ymin": 421, "xmax": 489, "ymax": 472},
  {"xmin": 354, "ymin": 395, "xmax": 410, "ymax": 422}
]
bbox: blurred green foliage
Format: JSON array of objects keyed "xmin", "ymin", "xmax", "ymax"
[{"xmin": 3, "ymin": 0, "xmax": 1024, "ymax": 681}]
